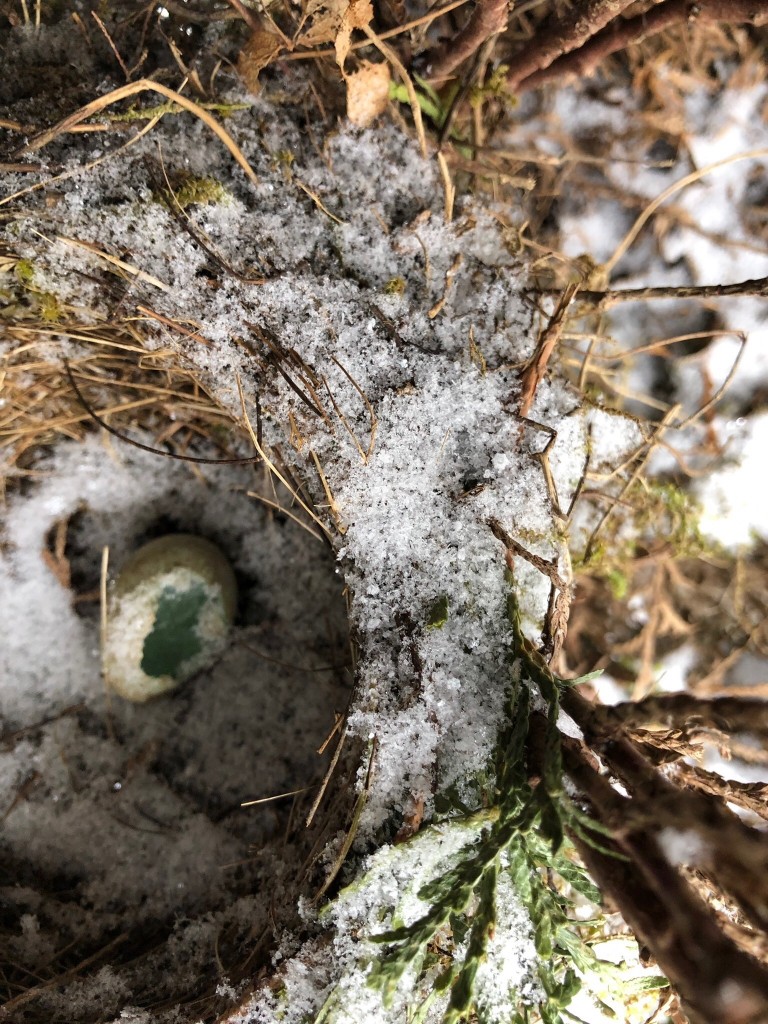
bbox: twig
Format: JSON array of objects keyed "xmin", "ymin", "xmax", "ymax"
[
  {"xmin": 283, "ymin": 0, "xmax": 471, "ymax": 60},
  {"xmin": 224, "ymin": 0, "xmax": 260, "ymax": 31},
  {"xmin": 671, "ymin": 762, "xmax": 768, "ymax": 822},
  {"xmin": 519, "ymin": 282, "xmax": 578, "ymax": 418},
  {"xmin": 15, "ymin": 79, "xmax": 259, "ymax": 187},
  {"xmin": 605, "ymin": 148, "xmax": 768, "ymax": 277},
  {"xmin": 0, "ymin": 933, "xmax": 130, "ymax": 1013},
  {"xmin": 515, "ymin": 0, "xmax": 768, "ymax": 91},
  {"xmin": 595, "ymin": 693, "xmax": 768, "ymax": 739},
  {"xmin": 90, "ymin": 10, "xmax": 131, "ymax": 80},
  {"xmin": 563, "ymin": 688, "xmax": 768, "ymax": 933},
  {"xmin": 534, "ymin": 274, "xmax": 768, "ymax": 312},
  {"xmin": 360, "ymin": 23, "xmax": 428, "ymax": 159},
  {"xmin": 64, "ymin": 361, "xmax": 262, "ymax": 465},
  {"xmin": 488, "ymin": 518, "xmax": 568, "ymax": 590},
  {"xmin": 313, "ymin": 737, "xmax": 377, "ymax": 900},
  {"xmin": 424, "ymin": 0, "xmax": 509, "ymax": 82},
  {"xmin": 506, "ymin": 0, "xmax": 638, "ymax": 92},
  {"xmin": 529, "ymin": 715, "xmax": 768, "ymax": 1024}
]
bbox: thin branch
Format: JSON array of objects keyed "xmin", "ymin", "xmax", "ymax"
[
  {"xmin": 519, "ymin": 281, "xmax": 578, "ymax": 418},
  {"xmin": 533, "ymin": 274, "xmax": 768, "ymax": 312},
  {"xmin": 65, "ymin": 361, "xmax": 261, "ymax": 465},
  {"xmin": 531, "ymin": 717, "xmax": 768, "ymax": 1024},
  {"xmin": 506, "ymin": 0, "xmax": 638, "ymax": 92},
  {"xmin": 596, "ymin": 693, "xmax": 768, "ymax": 739},
  {"xmin": 516, "ymin": 0, "xmax": 768, "ymax": 91},
  {"xmin": 672, "ymin": 761, "xmax": 768, "ymax": 822},
  {"xmin": 424, "ymin": 0, "xmax": 509, "ymax": 82},
  {"xmin": 563, "ymin": 688, "xmax": 768, "ymax": 933},
  {"xmin": 15, "ymin": 79, "xmax": 259, "ymax": 188}
]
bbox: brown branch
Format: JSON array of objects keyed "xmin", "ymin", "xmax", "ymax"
[
  {"xmin": 505, "ymin": 0, "xmax": 638, "ymax": 91},
  {"xmin": 424, "ymin": 0, "xmax": 509, "ymax": 81},
  {"xmin": 672, "ymin": 761, "xmax": 768, "ymax": 822},
  {"xmin": 532, "ymin": 274, "xmax": 768, "ymax": 312},
  {"xmin": 530, "ymin": 717, "xmax": 768, "ymax": 1024},
  {"xmin": 64, "ymin": 361, "xmax": 262, "ymax": 466},
  {"xmin": 488, "ymin": 518, "xmax": 569, "ymax": 590},
  {"xmin": 562, "ymin": 688, "xmax": 768, "ymax": 933},
  {"xmin": 515, "ymin": 0, "xmax": 768, "ymax": 91},
  {"xmin": 596, "ymin": 693, "xmax": 768, "ymax": 739},
  {"xmin": 571, "ymin": 824, "xmax": 768, "ymax": 1024},
  {"xmin": 519, "ymin": 282, "xmax": 578, "ymax": 418}
]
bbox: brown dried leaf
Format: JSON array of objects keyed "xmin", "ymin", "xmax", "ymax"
[
  {"xmin": 299, "ymin": 0, "xmax": 346, "ymax": 47},
  {"xmin": 335, "ymin": 0, "xmax": 374, "ymax": 70},
  {"xmin": 345, "ymin": 60, "xmax": 391, "ymax": 127},
  {"xmin": 42, "ymin": 517, "xmax": 71, "ymax": 590},
  {"xmin": 238, "ymin": 30, "xmax": 284, "ymax": 93}
]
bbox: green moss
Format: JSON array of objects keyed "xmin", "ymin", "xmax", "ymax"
[
  {"xmin": 172, "ymin": 175, "xmax": 230, "ymax": 210},
  {"xmin": 607, "ymin": 568, "xmax": 628, "ymax": 600},
  {"xmin": 384, "ymin": 277, "xmax": 406, "ymax": 296},
  {"xmin": 39, "ymin": 292, "xmax": 62, "ymax": 323},
  {"xmin": 14, "ymin": 259, "xmax": 35, "ymax": 285},
  {"xmin": 469, "ymin": 64, "xmax": 516, "ymax": 109},
  {"xmin": 626, "ymin": 479, "xmax": 708, "ymax": 558},
  {"xmin": 107, "ymin": 100, "xmax": 249, "ymax": 123},
  {"xmin": 426, "ymin": 594, "xmax": 449, "ymax": 629}
]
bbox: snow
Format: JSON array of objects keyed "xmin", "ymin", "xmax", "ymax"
[
  {"xmin": 696, "ymin": 411, "xmax": 768, "ymax": 548},
  {"xmin": 657, "ymin": 827, "xmax": 709, "ymax": 868},
  {"xmin": 0, "ymin": 436, "xmax": 352, "ymax": 1019}
]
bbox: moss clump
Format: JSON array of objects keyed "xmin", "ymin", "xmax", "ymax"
[
  {"xmin": 14, "ymin": 258, "xmax": 35, "ymax": 285},
  {"xmin": 426, "ymin": 594, "xmax": 449, "ymax": 628},
  {"xmin": 172, "ymin": 174, "xmax": 230, "ymax": 210},
  {"xmin": 384, "ymin": 276, "xmax": 406, "ymax": 295},
  {"xmin": 38, "ymin": 291, "xmax": 62, "ymax": 323}
]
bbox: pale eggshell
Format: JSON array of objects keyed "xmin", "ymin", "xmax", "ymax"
[{"xmin": 103, "ymin": 534, "xmax": 237, "ymax": 702}]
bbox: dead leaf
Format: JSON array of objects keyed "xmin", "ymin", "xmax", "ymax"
[
  {"xmin": 335, "ymin": 0, "xmax": 374, "ymax": 70},
  {"xmin": 298, "ymin": 0, "xmax": 346, "ymax": 47},
  {"xmin": 345, "ymin": 61, "xmax": 391, "ymax": 127},
  {"xmin": 43, "ymin": 516, "xmax": 71, "ymax": 590},
  {"xmin": 238, "ymin": 30, "xmax": 284, "ymax": 93}
]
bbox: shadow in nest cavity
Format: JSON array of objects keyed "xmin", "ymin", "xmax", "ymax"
[{"xmin": 0, "ymin": 435, "xmax": 355, "ymax": 1023}]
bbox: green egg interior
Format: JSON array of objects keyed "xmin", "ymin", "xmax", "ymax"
[{"xmin": 141, "ymin": 582, "xmax": 209, "ymax": 678}]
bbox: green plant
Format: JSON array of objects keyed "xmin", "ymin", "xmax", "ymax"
[{"xmin": 319, "ymin": 578, "xmax": 664, "ymax": 1024}]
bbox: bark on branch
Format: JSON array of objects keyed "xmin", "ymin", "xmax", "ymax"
[
  {"xmin": 512, "ymin": 0, "xmax": 768, "ymax": 92},
  {"xmin": 425, "ymin": 0, "xmax": 509, "ymax": 81},
  {"xmin": 528, "ymin": 716, "xmax": 768, "ymax": 1024},
  {"xmin": 596, "ymin": 693, "xmax": 768, "ymax": 739},
  {"xmin": 561, "ymin": 688, "xmax": 768, "ymax": 934},
  {"xmin": 505, "ymin": 0, "xmax": 638, "ymax": 91}
]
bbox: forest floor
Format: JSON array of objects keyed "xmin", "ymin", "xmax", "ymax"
[{"xmin": 1, "ymin": 3, "xmax": 768, "ymax": 1023}]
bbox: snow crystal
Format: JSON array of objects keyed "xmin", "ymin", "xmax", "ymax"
[
  {"xmin": 657, "ymin": 826, "xmax": 709, "ymax": 867},
  {"xmin": 696, "ymin": 411, "xmax": 768, "ymax": 548}
]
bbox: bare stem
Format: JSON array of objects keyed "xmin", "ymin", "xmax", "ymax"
[
  {"xmin": 514, "ymin": 0, "xmax": 768, "ymax": 91},
  {"xmin": 425, "ymin": 0, "xmax": 509, "ymax": 81},
  {"xmin": 506, "ymin": 0, "xmax": 638, "ymax": 91}
]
